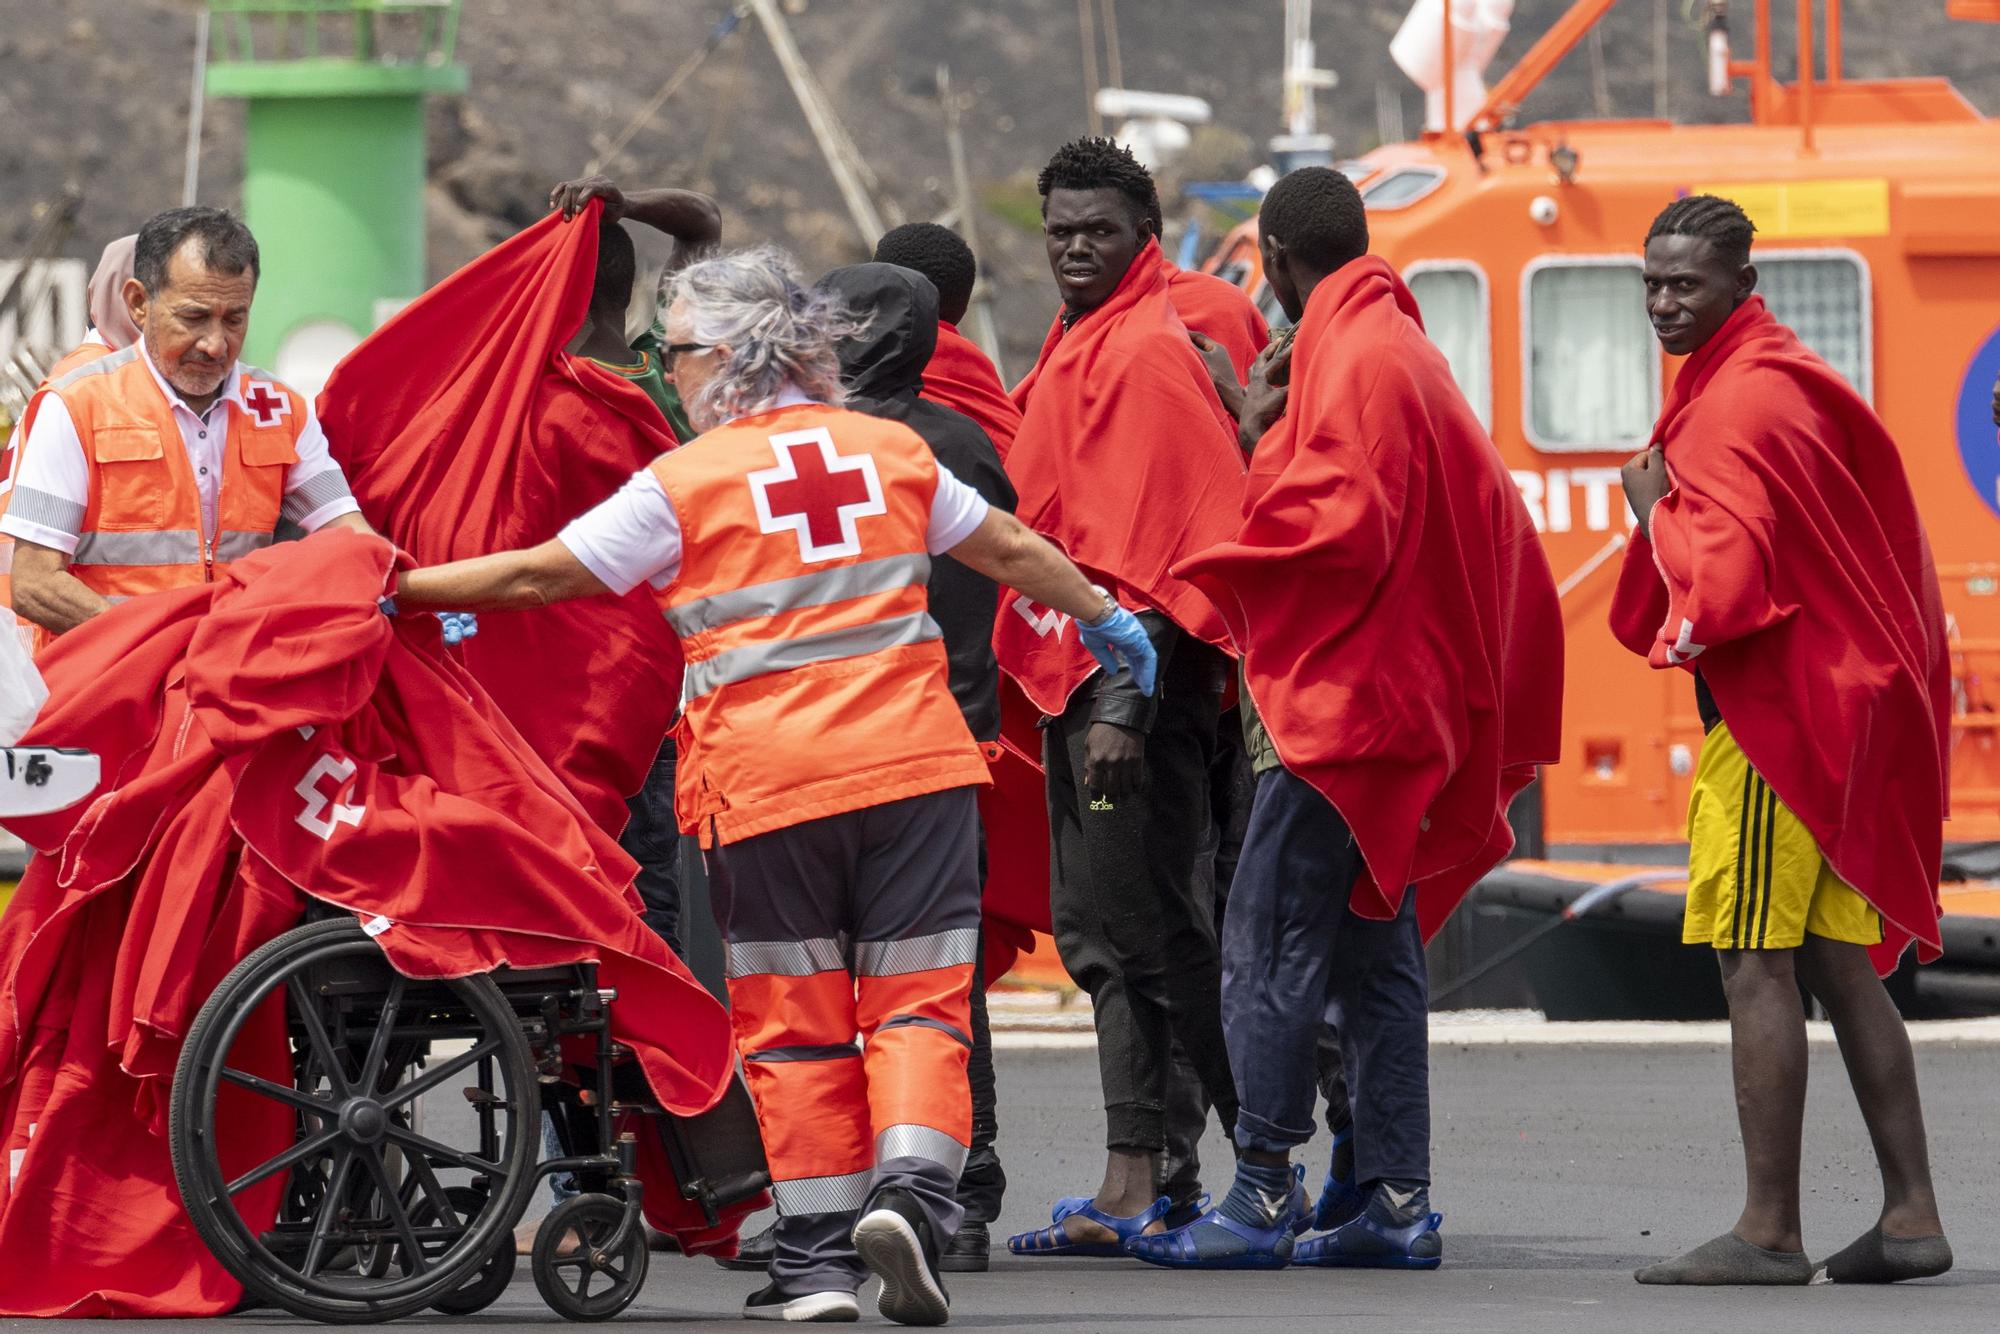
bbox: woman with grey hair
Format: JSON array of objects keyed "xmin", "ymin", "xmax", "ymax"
[
  {"xmin": 399, "ymin": 245, "xmax": 1160, "ymax": 1325},
  {"xmin": 661, "ymin": 244, "xmax": 865, "ymax": 433}
]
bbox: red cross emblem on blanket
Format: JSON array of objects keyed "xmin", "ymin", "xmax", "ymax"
[
  {"xmin": 242, "ymin": 381, "xmax": 291, "ymax": 429},
  {"xmin": 750, "ymin": 426, "xmax": 887, "ymax": 562}
]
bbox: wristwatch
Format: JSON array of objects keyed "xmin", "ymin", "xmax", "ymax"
[{"xmin": 1082, "ymin": 584, "xmax": 1119, "ymax": 627}]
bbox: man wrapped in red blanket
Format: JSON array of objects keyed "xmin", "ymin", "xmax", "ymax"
[
  {"xmin": 1132, "ymin": 167, "xmax": 1559, "ymax": 1272},
  {"xmin": 318, "ymin": 195, "xmax": 695, "ymax": 837},
  {"xmin": 996, "ymin": 139, "xmax": 1246, "ymax": 1254},
  {"xmin": 1613, "ymin": 196, "xmax": 1952, "ymax": 1287},
  {"xmin": 0, "ymin": 531, "xmax": 747, "ymax": 1317}
]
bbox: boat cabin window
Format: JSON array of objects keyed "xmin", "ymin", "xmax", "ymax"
[
  {"xmin": 1755, "ymin": 251, "xmax": 1872, "ymax": 402},
  {"xmin": 1405, "ymin": 263, "xmax": 1491, "ymax": 428},
  {"xmin": 1523, "ymin": 258, "xmax": 1659, "ymax": 452},
  {"xmin": 1360, "ymin": 167, "xmax": 1446, "ymax": 211}
]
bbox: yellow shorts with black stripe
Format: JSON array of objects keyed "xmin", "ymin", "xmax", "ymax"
[{"xmin": 1684, "ymin": 721, "xmax": 1881, "ymax": 950}]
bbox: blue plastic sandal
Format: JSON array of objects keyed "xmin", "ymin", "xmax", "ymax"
[
  {"xmin": 1009, "ymin": 1196, "xmax": 1171, "ymax": 1257},
  {"xmin": 1062, "ymin": 1191, "xmax": 1211, "ymax": 1228},
  {"xmin": 1125, "ymin": 1207, "xmax": 1296, "ymax": 1270},
  {"xmin": 1313, "ymin": 1129, "xmax": 1366, "ymax": 1232},
  {"xmin": 1293, "ymin": 1208, "xmax": 1444, "ymax": 1270},
  {"xmin": 1049, "ymin": 1195, "xmax": 1092, "ymax": 1223}
]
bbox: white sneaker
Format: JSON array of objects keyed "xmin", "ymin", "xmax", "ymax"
[
  {"xmin": 852, "ymin": 1193, "xmax": 950, "ymax": 1326},
  {"xmin": 742, "ymin": 1283, "xmax": 860, "ymax": 1322}
]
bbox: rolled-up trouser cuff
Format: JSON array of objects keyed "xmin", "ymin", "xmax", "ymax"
[
  {"xmin": 1232, "ymin": 1105, "xmax": 1317, "ymax": 1155},
  {"xmin": 1105, "ymin": 1101, "xmax": 1166, "ymax": 1152}
]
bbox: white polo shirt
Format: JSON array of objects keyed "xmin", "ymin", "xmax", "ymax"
[
  {"xmin": 560, "ymin": 391, "xmax": 990, "ymax": 595},
  {"xmin": 0, "ymin": 344, "xmax": 360, "ymax": 556}
]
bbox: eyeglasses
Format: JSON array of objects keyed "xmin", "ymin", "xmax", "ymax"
[{"xmin": 662, "ymin": 341, "xmax": 716, "ymax": 371}]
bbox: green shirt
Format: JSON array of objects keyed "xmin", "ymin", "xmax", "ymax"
[
  {"xmin": 584, "ymin": 318, "xmax": 695, "ymax": 442},
  {"xmin": 1239, "ymin": 666, "xmax": 1281, "ymax": 776}
]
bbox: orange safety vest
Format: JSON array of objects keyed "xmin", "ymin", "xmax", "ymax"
[
  {"xmin": 25, "ymin": 348, "xmax": 304, "ymax": 642},
  {"xmin": 2, "ymin": 339, "xmax": 117, "ymax": 643},
  {"xmin": 652, "ymin": 402, "xmax": 991, "ymax": 846}
]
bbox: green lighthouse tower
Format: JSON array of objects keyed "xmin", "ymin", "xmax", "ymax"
[{"xmin": 205, "ymin": 1, "xmax": 466, "ymax": 386}]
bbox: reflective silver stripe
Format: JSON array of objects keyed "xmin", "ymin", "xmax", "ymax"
[
  {"xmin": 663, "ymin": 553, "xmax": 931, "ymax": 638},
  {"xmin": 726, "ymin": 936, "xmax": 848, "ymax": 980},
  {"xmin": 281, "ymin": 468, "xmax": 355, "ymax": 523},
  {"xmin": 6, "ymin": 487, "xmax": 85, "ymax": 537},
  {"xmin": 875, "ymin": 1124, "xmax": 968, "ymax": 1177},
  {"xmin": 683, "ymin": 611, "xmax": 941, "ymax": 701},
  {"xmin": 71, "ymin": 528, "xmax": 202, "ymax": 567},
  {"xmin": 49, "ymin": 344, "xmax": 139, "ymax": 390},
  {"xmin": 855, "ymin": 928, "xmax": 980, "ymax": 977},
  {"xmin": 771, "ymin": 1169, "xmax": 872, "ymax": 1216},
  {"xmin": 878, "ymin": 1015, "xmax": 972, "ymax": 1049},
  {"xmin": 214, "ymin": 529, "xmax": 275, "ymax": 562},
  {"xmin": 744, "ymin": 1043, "xmax": 862, "ymax": 1064}
]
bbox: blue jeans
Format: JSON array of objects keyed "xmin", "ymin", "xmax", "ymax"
[{"xmin": 1222, "ymin": 766, "xmax": 1431, "ymax": 1188}]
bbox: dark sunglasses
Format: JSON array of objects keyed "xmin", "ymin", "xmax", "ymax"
[{"xmin": 662, "ymin": 341, "xmax": 716, "ymax": 369}]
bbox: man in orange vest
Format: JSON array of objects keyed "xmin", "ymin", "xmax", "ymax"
[
  {"xmin": 2, "ymin": 208, "xmax": 368, "ymax": 644},
  {"xmin": 395, "ymin": 245, "xmax": 1157, "ymax": 1326}
]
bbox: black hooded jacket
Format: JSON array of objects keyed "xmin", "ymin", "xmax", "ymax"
[{"xmin": 822, "ymin": 262, "xmax": 1017, "ymax": 742}]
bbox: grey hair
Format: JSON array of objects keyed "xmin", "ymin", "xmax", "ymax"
[{"xmin": 661, "ymin": 245, "xmax": 867, "ymax": 431}]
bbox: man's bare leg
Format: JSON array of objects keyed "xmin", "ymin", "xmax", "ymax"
[
  {"xmin": 1721, "ymin": 949, "xmax": 1809, "ymax": 1253},
  {"xmin": 1636, "ymin": 948, "xmax": 1812, "ymax": 1283},
  {"xmin": 1058, "ymin": 1148, "xmax": 1166, "ymax": 1244},
  {"xmin": 1797, "ymin": 935, "xmax": 1952, "ymax": 1281}
]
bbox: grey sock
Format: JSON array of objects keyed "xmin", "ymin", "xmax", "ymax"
[
  {"xmin": 1634, "ymin": 1232, "xmax": 1812, "ymax": 1286},
  {"xmin": 1820, "ymin": 1226, "xmax": 1953, "ymax": 1284}
]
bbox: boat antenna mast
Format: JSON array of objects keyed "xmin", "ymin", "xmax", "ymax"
[{"xmin": 1270, "ymin": 0, "xmax": 1337, "ymax": 171}]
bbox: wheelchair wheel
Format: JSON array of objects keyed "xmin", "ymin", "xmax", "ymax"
[
  {"xmin": 532, "ymin": 1193, "xmax": 648, "ymax": 1322},
  {"xmin": 170, "ymin": 919, "xmax": 540, "ymax": 1324},
  {"xmin": 417, "ymin": 1186, "xmax": 517, "ymax": 1315}
]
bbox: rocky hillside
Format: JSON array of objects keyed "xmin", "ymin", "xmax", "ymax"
[{"xmin": 4, "ymin": 0, "xmax": 1997, "ymax": 368}]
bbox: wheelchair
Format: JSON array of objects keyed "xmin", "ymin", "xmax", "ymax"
[{"xmin": 166, "ymin": 915, "xmax": 768, "ymax": 1323}]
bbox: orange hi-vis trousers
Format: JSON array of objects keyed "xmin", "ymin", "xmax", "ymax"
[{"xmin": 707, "ymin": 787, "xmax": 981, "ymax": 1296}]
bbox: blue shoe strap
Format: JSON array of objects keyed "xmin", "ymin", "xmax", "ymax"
[
  {"xmin": 1340, "ymin": 1209, "xmax": 1444, "ymax": 1251},
  {"xmin": 1050, "ymin": 1194, "xmax": 1093, "ymax": 1224},
  {"xmin": 1070, "ymin": 1195, "xmax": 1170, "ymax": 1240}
]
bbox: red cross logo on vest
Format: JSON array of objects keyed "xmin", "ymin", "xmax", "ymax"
[
  {"xmin": 749, "ymin": 426, "xmax": 887, "ymax": 562},
  {"xmin": 242, "ymin": 380, "xmax": 291, "ymax": 429}
]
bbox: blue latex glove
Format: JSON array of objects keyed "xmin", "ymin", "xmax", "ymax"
[
  {"xmin": 435, "ymin": 611, "xmax": 479, "ymax": 646},
  {"xmin": 1077, "ymin": 604, "xmax": 1158, "ymax": 696}
]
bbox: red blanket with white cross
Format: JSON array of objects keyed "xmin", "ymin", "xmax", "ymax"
[
  {"xmin": 0, "ymin": 530, "xmax": 746, "ymax": 1317},
  {"xmin": 319, "ymin": 203, "xmax": 682, "ymax": 836},
  {"xmin": 993, "ymin": 239, "xmax": 1244, "ymax": 716}
]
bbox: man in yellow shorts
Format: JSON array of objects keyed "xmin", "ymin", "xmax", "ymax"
[
  {"xmin": 1683, "ymin": 717, "xmax": 1881, "ymax": 954},
  {"xmin": 1612, "ymin": 196, "xmax": 1953, "ymax": 1287}
]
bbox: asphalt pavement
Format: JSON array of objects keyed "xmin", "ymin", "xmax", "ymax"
[{"xmin": 10, "ymin": 1030, "xmax": 1993, "ymax": 1334}]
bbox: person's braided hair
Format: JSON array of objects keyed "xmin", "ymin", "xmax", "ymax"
[
  {"xmin": 1037, "ymin": 136, "xmax": 1161, "ymax": 235},
  {"xmin": 1645, "ymin": 194, "xmax": 1756, "ymax": 269}
]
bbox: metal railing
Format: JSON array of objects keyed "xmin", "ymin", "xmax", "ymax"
[{"xmin": 207, "ymin": 0, "xmax": 460, "ymax": 67}]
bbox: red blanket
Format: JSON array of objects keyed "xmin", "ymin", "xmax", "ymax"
[
  {"xmin": 994, "ymin": 240, "xmax": 1245, "ymax": 716},
  {"xmin": 1168, "ymin": 261, "xmax": 1269, "ymax": 380},
  {"xmin": 319, "ymin": 203, "xmax": 681, "ymax": 834},
  {"xmin": 0, "ymin": 532, "xmax": 745, "ymax": 1317},
  {"xmin": 1609, "ymin": 297, "xmax": 1949, "ymax": 972},
  {"xmin": 1176, "ymin": 258, "xmax": 1562, "ymax": 936},
  {"xmin": 923, "ymin": 322, "xmax": 1023, "ymax": 462}
]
